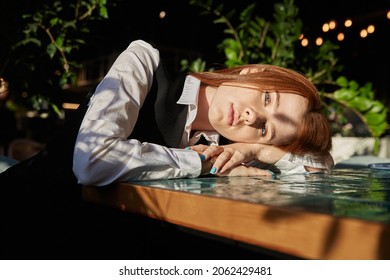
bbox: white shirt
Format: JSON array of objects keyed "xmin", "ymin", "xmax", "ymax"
[{"xmin": 73, "ymin": 40, "xmax": 331, "ymax": 186}]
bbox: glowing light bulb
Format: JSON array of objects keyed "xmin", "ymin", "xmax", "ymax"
[
  {"xmin": 316, "ymin": 37, "xmax": 323, "ymax": 46},
  {"xmin": 344, "ymin": 19, "xmax": 352, "ymax": 27},
  {"xmin": 329, "ymin": 20, "xmax": 336, "ymax": 30},
  {"xmin": 159, "ymin": 10, "xmax": 166, "ymax": 19},
  {"xmin": 322, "ymin": 23, "xmax": 330, "ymax": 32}
]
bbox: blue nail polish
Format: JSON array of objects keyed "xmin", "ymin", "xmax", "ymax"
[
  {"xmin": 210, "ymin": 167, "xmax": 217, "ymax": 174},
  {"xmin": 199, "ymin": 154, "xmax": 205, "ymax": 161},
  {"xmin": 185, "ymin": 146, "xmax": 191, "ymax": 150}
]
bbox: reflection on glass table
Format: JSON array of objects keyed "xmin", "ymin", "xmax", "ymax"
[{"xmin": 134, "ymin": 168, "xmax": 390, "ymax": 223}]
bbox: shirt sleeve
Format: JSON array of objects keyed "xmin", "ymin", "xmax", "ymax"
[
  {"xmin": 273, "ymin": 152, "xmax": 334, "ymax": 175},
  {"xmin": 73, "ymin": 40, "xmax": 201, "ymax": 186}
]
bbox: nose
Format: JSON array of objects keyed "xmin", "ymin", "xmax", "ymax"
[{"xmin": 243, "ymin": 107, "xmax": 263, "ymax": 127}]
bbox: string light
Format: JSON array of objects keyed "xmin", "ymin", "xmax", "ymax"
[
  {"xmin": 159, "ymin": 10, "xmax": 166, "ymax": 19},
  {"xmin": 315, "ymin": 37, "xmax": 323, "ymax": 46},
  {"xmin": 300, "ymin": 9, "xmax": 387, "ymax": 47},
  {"xmin": 344, "ymin": 19, "xmax": 353, "ymax": 27},
  {"xmin": 337, "ymin": 33, "xmax": 345, "ymax": 41},
  {"xmin": 301, "ymin": 38, "xmax": 309, "ymax": 47},
  {"xmin": 322, "ymin": 23, "xmax": 330, "ymax": 32},
  {"xmin": 329, "ymin": 20, "xmax": 337, "ymax": 30}
]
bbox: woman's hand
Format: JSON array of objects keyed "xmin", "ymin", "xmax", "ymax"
[
  {"xmin": 188, "ymin": 144, "xmax": 222, "ymax": 175},
  {"xmin": 188, "ymin": 143, "xmax": 286, "ymax": 176}
]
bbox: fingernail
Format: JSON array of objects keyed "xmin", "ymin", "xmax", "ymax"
[
  {"xmin": 199, "ymin": 154, "xmax": 205, "ymax": 161},
  {"xmin": 185, "ymin": 147, "xmax": 191, "ymax": 150},
  {"xmin": 210, "ymin": 167, "xmax": 217, "ymax": 174}
]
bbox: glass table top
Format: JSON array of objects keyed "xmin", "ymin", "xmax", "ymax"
[{"xmin": 134, "ymin": 168, "xmax": 390, "ymax": 223}]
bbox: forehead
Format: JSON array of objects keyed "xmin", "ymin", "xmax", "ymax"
[{"xmin": 221, "ymin": 82, "xmax": 260, "ymax": 90}]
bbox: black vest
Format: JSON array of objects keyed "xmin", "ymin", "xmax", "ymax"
[{"xmin": 131, "ymin": 60, "xmax": 188, "ymax": 147}]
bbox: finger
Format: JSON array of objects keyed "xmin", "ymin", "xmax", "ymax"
[
  {"xmin": 219, "ymin": 165, "xmax": 273, "ymax": 177},
  {"xmin": 186, "ymin": 144, "xmax": 208, "ymax": 153},
  {"xmin": 211, "ymin": 151, "xmax": 235, "ymax": 174},
  {"xmin": 201, "ymin": 145, "xmax": 224, "ymax": 160},
  {"xmin": 217, "ymin": 152, "xmax": 246, "ymax": 173}
]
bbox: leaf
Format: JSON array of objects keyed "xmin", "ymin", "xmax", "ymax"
[
  {"xmin": 46, "ymin": 43, "xmax": 57, "ymax": 59},
  {"xmin": 214, "ymin": 17, "xmax": 227, "ymax": 24},
  {"xmin": 49, "ymin": 17, "xmax": 59, "ymax": 26},
  {"xmin": 55, "ymin": 35, "xmax": 65, "ymax": 47},
  {"xmin": 360, "ymin": 82, "xmax": 374, "ymax": 99},
  {"xmin": 225, "ymin": 48, "xmax": 238, "ymax": 61},
  {"xmin": 366, "ymin": 110, "xmax": 388, "ymax": 125},
  {"xmin": 348, "ymin": 80, "xmax": 359, "ymax": 91},
  {"xmin": 18, "ymin": 38, "xmax": 42, "ymax": 47},
  {"xmin": 367, "ymin": 101, "xmax": 385, "ymax": 114},
  {"xmin": 51, "ymin": 103, "xmax": 62, "ymax": 117},
  {"xmin": 346, "ymin": 97, "xmax": 373, "ymax": 111},
  {"xmin": 369, "ymin": 121, "xmax": 388, "ymax": 137},
  {"xmin": 334, "ymin": 88, "xmax": 358, "ymax": 101},
  {"xmin": 336, "ymin": 76, "xmax": 349, "ymax": 87},
  {"xmin": 63, "ymin": 20, "xmax": 77, "ymax": 29},
  {"xmin": 99, "ymin": 6, "xmax": 108, "ymax": 18}
]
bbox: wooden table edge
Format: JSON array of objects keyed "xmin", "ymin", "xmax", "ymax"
[{"xmin": 82, "ymin": 182, "xmax": 390, "ymax": 260}]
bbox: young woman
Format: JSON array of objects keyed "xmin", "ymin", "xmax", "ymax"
[
  {"xmin": 72, "ymin": 40, "xmax": 333, "ymax": 186},
  {"xmin": 0, "ymin": 39, "xmax": 333, "ymax": 257}
]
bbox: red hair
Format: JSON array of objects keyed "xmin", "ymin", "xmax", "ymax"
[{"xmin": 190, "ymin": 64, "xmax": 332, "ymax": 158}]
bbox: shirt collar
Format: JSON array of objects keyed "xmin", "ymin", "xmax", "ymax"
[
  {"xmin": 176, "ymin": 75, "xmax": 220, "ymax": 147},
  {"xmin": 177, "ymin": 75, "xmax": 201, "ymax": 105}
]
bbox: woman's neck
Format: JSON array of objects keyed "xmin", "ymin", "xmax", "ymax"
[{"xmin": 191, "ymin": 84, "xmax": 215, "ymax": 131}]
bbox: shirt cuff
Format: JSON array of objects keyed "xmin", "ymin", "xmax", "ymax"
[
  {"xmin": 274, "ymin": 153, "xmax": 329, "ymax": 175},
  {"xmin": 171, "ymin": 148, "xmax": 202, "ymax": 178}
]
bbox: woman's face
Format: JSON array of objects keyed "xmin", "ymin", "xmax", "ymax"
[{"xmin": 208, "ymin": 83, "xmax": 308, "ymax": 145}]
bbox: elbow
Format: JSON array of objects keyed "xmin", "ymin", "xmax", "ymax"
[
  {"xmin": 73, "ymin": 156, "xmax": 96, "ymax": 186},
  {"xmin": 73, "ymin": 153, "xmax": 113, "ymax": 186}
]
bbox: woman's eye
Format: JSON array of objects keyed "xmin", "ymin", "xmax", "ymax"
[
  {"xmin": 261, "ymin": 123, "xmax": 267, "ymax": 136},
  {"xmin": 264, "ymin": 92, "xmax": 270, "ymax": 106}
]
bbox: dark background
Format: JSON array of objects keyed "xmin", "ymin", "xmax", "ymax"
[{"xmin": 1, "ymin": 0, "xmax": 389, "ymax": 102}]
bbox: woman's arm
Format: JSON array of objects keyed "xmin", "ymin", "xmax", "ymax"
[
  {"xmin": 273, "ymin": 152, "xmax": 334, "ymax": 174},
  {"xmin": 73, "ymin": 40, "xmax": 201, "ymax": 185},
  {"xmin": 191, "ymin": 143, "xmax": 333, "ymax": 176}
]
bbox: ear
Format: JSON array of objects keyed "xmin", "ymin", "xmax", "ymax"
[{"xmin": 239, "ymin": 67, "xmax": 260, "ymax": 75}]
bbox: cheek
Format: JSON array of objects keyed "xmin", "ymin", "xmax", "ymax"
[
  {"xmin": 221, "ymin": 127, "xmax": 260, "ymax": 143},
  {"xmin": 272, "ymin": 127, "xmax": 296, "ymax": 146},
  {"xmin": 207, "ymin": 105, "xmax": 220, "ymax": 125}
]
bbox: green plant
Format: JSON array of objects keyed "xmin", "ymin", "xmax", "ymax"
[
  {"xmin": 185, "ymin": 0, "xmax": 388, "ymax": 151},
  {"xmin": 323, "ymin": 77, "xmax": 388, "ymax": 154},
  {"xmin": 5, "ymin": 0, "xmax": 111, "ymax": 115},
  {"xmin": 189, "ymin": 0, "xmax": 303, "ymax": 68}
]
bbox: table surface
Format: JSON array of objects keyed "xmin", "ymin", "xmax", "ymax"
[{"xmin": 82, "ymin": 167, "xmax": 390, "ymax": 259}]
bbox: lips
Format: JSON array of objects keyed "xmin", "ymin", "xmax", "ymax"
[{"xmin": 228, "ymin": 104, "xmax": 240, "ymax": 126}]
